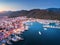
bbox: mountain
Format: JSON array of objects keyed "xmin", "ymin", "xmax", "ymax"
[
  {"xmin": 47, "ymin": 8, "xmax": 60, "ymax": 13},
  {"xmin": 0, "ymin": 8, "xmax": 60, "ymax": 20},
  {"xmin": 9, "ymin": 10, "xmax": 28, "ymax": 17},
  {"xmin": 0, "ymin": 11, "xmax": 12, "ymax": 16}
]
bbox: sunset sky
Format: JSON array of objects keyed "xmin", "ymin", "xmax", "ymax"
[{"xmin": 0, "ymin": 0, "xmax": 60, "ymax": 11}]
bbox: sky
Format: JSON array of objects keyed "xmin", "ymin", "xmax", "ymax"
[{"xmin": 0, "ymin": 0, "xmax": 60, "ymax": 11}]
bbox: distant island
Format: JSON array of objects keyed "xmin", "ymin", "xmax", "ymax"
[{"xmin": 0, "ymin": 8, "xmax": 60, "ymax": 20}]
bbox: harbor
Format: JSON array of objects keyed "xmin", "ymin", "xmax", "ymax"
[{"xmin": 0, "ymin": 16, "xmax": 60, "ymax": 45}]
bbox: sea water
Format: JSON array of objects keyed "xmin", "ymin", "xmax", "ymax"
[{"xmin": 9, "ymin": 22, "xmax": 60, "ymax": 45}]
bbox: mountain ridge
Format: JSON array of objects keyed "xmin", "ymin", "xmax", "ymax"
[{"xmin": 0, "ymin": 8, "xmax": 60, "ymax": 20}]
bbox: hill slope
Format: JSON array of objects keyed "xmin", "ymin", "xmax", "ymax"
[{"xmin": 8, "ymin": 8, "xmax": 60, "ymax": 20}]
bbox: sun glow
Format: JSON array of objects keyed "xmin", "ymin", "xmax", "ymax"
[
  {"xmin": 0, "ymin": 6, "xmax": 16, "ymax": 12},
  {"xmin": 0, "ymin": 2, "xmax": 23, "ymax": 12},
  {"xmin": 0, "ymin": 4, "xmax": 20, "ymax": 12}
]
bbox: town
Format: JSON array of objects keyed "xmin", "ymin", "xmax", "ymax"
[{"xmin": 0, "ymin": 16, "xmax": 60, "ymax": 45}]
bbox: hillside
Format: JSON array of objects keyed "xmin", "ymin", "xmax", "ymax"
[{"xmin": 0, "ymin": 8, "xmax": 60, "ymax": 20}]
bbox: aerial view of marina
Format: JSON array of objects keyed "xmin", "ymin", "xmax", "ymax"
[{"xmin": 0, "ymin": 0, "xmax": 60, "ymax": 45}]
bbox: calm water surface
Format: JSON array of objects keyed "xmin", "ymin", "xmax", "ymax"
[{"xmin": 8, "ymin": 22, "xmax": 60, "ymax": 45}]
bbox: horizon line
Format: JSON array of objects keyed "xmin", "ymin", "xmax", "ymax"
[{"xmin": 0, "ymin": 8, "xmax": 60, "ymax": 12}]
